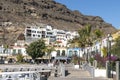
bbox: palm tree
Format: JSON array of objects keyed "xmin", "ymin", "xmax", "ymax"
[
  {"xmin": 3, "ymin": 44, "xmax": 9, "ymax": 54},
  {"xmin": 68, "ymin": 37, "xmax": 80, "ymax": 48},
  {"xmin": 75, "ymin": 24, "xmax": 103, "ymax": 62},
  {"xmin": 69, "ymin": 24, "xmax": 103, "ymax": 64},
  {"xmin": 77, "ymin": 24, "xmax": 92, "ymax": 61},
  {"xmin": 44, "ymin": 46, "xmax": 55, "ymax": 63},
  {"xmin": 93, "ymin": 29, "xmax": 103, "ymax": 42}
]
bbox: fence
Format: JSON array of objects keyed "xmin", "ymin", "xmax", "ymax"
[
  {"xmin": 81, "ymin": 62, "xmax": 95, "ymax": 77},
  {"xmin": 0, "ymin": 64, "xmax": 52, "ymax": 80}
]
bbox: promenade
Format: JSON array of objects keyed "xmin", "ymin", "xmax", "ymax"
[
  {"xmin": 48, "ymin": 64, "xmax": 110, "ymax": 80},
  {"xmin": 0, "ymin": 64, "xmax": 114, "ymax": 80}
]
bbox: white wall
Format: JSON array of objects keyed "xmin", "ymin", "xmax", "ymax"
[{"xmin": 95, "ymin": 69, "xmax": 106, "ymax": 77}]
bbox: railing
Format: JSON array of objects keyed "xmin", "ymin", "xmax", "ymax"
[
  {"xmin": 0, "ymin": 71, "xmax": 40, "ymax": 80},
  {"xmin": 0, "ymin": 70, "xmax": 51, "ymax": 80},
  {"xmin": 81, "ymin": 62, "xmax": 95, "ymax": 77},
  {"xmin": 0, "ymin": 64, "xmax": 52, "ymax": 80}
]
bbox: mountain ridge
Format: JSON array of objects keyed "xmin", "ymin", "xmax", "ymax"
[{"xmin": 0, "ymin": 0, "xmax": 117, "ymax": 45}]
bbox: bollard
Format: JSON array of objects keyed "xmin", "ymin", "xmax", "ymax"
[
  {"xmin": 93, "ymin": 60, "xmax": 97, "ymax": 69},
  {"xmin": 54, "ymin": 66, "xmax": 58, "ymax": 77},
  {"xmin": 106, "ymin": 61, "xmax": 112, "ymax": 78},
  {"xmin": 61, "ymin": 64, "xmax": 65, "ymax": 77},
  {"xmin": 90, "ymin": 66, "xmax": 95, "ymax": 77},
  {"xmin": 116, "ymin": 61, "xmax": 120, "ymax": 80}
]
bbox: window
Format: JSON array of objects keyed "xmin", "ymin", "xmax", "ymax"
[
  {"xmin": 27, "ymin": 30, "xmax": 31, "ymax": 33},
  {"xmin": 37, "ymin": 31, "xmax": 41, "ymax": 33},
  {"xmin": 57, "ymin": 50, "xmax": 60, "ymax": 56},
  {"xmin": 58, "ymin": 45, "xmax": 61, "ymax": 47},
  {"xmin": 69, "ymin": 50, "xmax": 73, "ymax": 57},
  {"xmin": 61, "ymin": 50, "xmax": 65, "ymax": 56},
  {"xmin": 74, "ymin": 51, "xmax": 77, "ymax": 56},
  {"xmin": 18, "ymin": 49, "xmax": 21, "ymax": 54},
  {"xmin": 32, "ymin": 30, "xmax": 36, "ymax": 33},
  {"xmin": 42, "ymin": 35, "xmax": 45, "ymax": 38},
  {"xmin": 33, "ymin": 34, "xmax": 35, "ymax": 37},
  {"xmin": 42, "ymin": 31, "xmax": 45, "ymax": 34},
  {"xmin": 38, "ymin": 35, "xmax": 40, "ymax": 37},
  {"xmin": 13, "ymin": 49, "xmax": 16, "ymax": 55}
]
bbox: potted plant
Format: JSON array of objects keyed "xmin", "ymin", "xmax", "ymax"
[{"xmin": 72, "ymin": 55, "xmax": 79, "ymax": 69}]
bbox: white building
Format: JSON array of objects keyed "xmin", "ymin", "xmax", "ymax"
[
  {"xmin": 24, "ymin": 23, "xmax": 79, "ymax": 58},
  {"xmin": 25, "ymin": 23, "xmax": 78, "ymax": 46},
  {"xmin": 25, "ymin": 24, "xmax": 54, "ymax": 44},
  {"xmin": 11, "ymin": 43, "xmax": 26, "ymax": 56},
  {"xmin": 11, "ymin": 33, "xmax": 27, "ymax": 56},
  {"xmin": 52, "ymin": 29, "xmax": 67, "ymax": 47},
  {"xmin": 0, "ymin": 45, "xmax": 11, "ymax": 57}
]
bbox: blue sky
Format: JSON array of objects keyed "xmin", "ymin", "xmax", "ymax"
[{"xmin": 55, "ymin": 0, "xmax": 120, "ymax": 29}]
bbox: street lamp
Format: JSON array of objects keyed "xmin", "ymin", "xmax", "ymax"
[
  {"xmin": 78, "ymin": 49, "xmax": 80, "ymax": 68},
  {"xmin": 107, "ymin": 33, "xmax": 113, "ymax": 78}
]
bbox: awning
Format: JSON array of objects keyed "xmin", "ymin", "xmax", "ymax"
[
  {"xmin": 36, "ymin": 56, "xmax": 50, "ymax": 59},
  {"xmin": 7, "ymin": 56, "xmax": 17, "ymax": 61},
  {"xmin": 24, "ymin": 56, "xmax": 32, "ymax": 59},
  {"xmin": 55, "ymin": 56, "xmax": 69, "ymax": 60},
  {"xmin": 24, "ymin": 56, "xmax": 50, "ymax": 60}
]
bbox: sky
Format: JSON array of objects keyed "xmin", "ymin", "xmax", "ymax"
[{"xmin": 55, "ymin": 0, "xmax": 120, "ymax": 29}]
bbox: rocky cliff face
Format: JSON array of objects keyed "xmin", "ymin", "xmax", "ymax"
[{"xmin": 0, "ymin": 0, "xmax": 117, "ymax": 45}]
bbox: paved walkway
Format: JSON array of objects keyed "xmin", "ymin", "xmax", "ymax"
[
  {"xmin": 48, "ymin": 64, "xmax": 110, "ymax": 80},
  {"xmin": 0, "ymin": 64, "xmax": 113, "ymax": 80}
]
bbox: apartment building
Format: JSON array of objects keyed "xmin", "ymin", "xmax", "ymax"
[
  {"xmin": 25, "ymin": 24, "xmax": 51, "ymax": 44},
  {"xmin": 52, "ymin": 29, "xmax": 66, "ymax": 47},
  {"xmin": 24, "ymin": 24, "xmax": 78, "ymax": 57}
]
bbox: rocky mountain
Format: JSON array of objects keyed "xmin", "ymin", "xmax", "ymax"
[{"xmin": 0, "ymin": 0, "xmax": 117, "ymax": 45}]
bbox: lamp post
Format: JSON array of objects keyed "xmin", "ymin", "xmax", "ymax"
[
  {"xmin": 78, "ymin": 49, "xmax": 80, "ymax": 68},
  {"xmin": 99, "ymin": 43, "xmax": 101, "ymax": 55},
  {"xmin": 107, "ymin": 33, "xmax": 113, "ymax": 78}
]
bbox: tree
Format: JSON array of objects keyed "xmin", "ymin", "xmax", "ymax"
[
  {"xmin": 94, "ymin": 29, "xmax": 103, "ymax": 39},
  {"xmin": 111, "ymin": 36, "xmax": 120, "ymax": 58},
  {"xmin": 71, "ymin": 24, "xmax": 103, "ymax": 62},
  {"xmin": 26, "ymin": 39, "xmax": 46, "ymax": 61},
  {"xmin": 83, "ymin": 24, "xmax": 103, "ymax": 47},
  {"xmin": 72, "ymin": 54, "xmax": 79, "ymax": 65},
  {"xmin": 3, "ymin": 44, "xmax": 9, "ymax": 53},
  {"xmin": 93, "ymin": 29, "xmax": 103, "ymax": 44},
  {"xmin": 101, "ymin": 46, "xmax": 107, "ymax": 57},
  {"xmin": 16, "ymin": 53, "xmax": 24, "ymax": 63},
  {"xmin": 77, "ymin": 24, "xmax": 93, "ymax": 48},
  {"xmin": 76, "ymin": 24, "xmax": 93, "ymax": 62}
]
